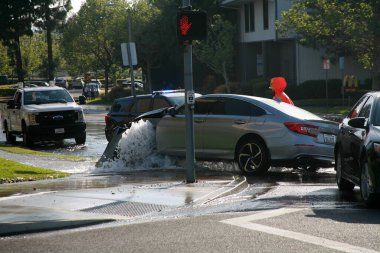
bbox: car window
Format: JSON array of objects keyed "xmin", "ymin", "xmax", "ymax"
[
  {"xmin": 348, "ymin": 96, "xmax": 368, "ymax": 118},
  {"xmin": 153, "ymin": 97, "xmax": 170, "ymax": 110},
  {"xmin": 131, "ymin": 97, "xmax": 151, "ymax": 113},
  {"xmin": 358, "ymin": 96, "xmax": 373, "ymax": 118},
  {"xmin": 111, "ymin": 102, "xmax": 121, "ymax": 112},
  {"xmin": 224, "ymin": 97, "xmax": 266, "ymax": 116},
  {"xmin": 194, "ymin": 98, "xmax": 224, "ymax": 114}
]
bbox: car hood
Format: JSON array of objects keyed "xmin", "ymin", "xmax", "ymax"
[
  {"xmin": 23, "ymin": 102, "xmax": 82, "ymax": 112},
  {"xmin": 133, "ymin": 107, "xmax": 171, "ymax": 122}
]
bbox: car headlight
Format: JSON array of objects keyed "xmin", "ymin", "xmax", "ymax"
[
  {"xmin": 76, "ymin": 110, "xmax": 85, "ymax": 122},
  {"xmin": 374, "ymin": 143, "xmax": 380, "ymax": 155},
  {"xmin": 28, "ymin": 113, "xmax": 39, "ymax": 125}
]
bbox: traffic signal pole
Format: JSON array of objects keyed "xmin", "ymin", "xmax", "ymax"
[{"xmin": 182, "ymin": 0, "xmax": 196, "ymax": 183}]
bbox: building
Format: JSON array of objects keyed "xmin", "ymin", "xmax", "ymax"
[{"xmin": 221, "ymin": 0, "xmax": 370, "ymax": 86}]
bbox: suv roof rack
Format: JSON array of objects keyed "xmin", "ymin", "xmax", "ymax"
[{"xmin": 152, "ymin": 89, "xmax": 185, "ymax": 95}]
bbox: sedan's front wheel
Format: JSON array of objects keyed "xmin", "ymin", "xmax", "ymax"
[
  {"xmin": 237, "ymin": 138, "xmax": 270, "ymax": 175},
  {"xmin": 336, "ymin": 150, "xmax": 355, "ymax": 192},
  {"xmin": 360, "ymin": 159, "xmax": 376, "ymax": 207}
]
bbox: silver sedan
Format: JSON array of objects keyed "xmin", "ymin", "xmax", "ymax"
[{"xmin": 152, "ymin": 94, "xmax": 339, "ymax": 175}]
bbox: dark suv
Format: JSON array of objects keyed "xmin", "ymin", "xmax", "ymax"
[{"xmin": 105, "ymin": 90, "xmax": 195, "ymax": 141}]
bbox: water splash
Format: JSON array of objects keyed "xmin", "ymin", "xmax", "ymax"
[{"xmin": 96, "ymin": 120, "xmax": 177, "ymax": 173}]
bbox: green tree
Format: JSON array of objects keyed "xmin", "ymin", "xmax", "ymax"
[
  {"xmin": 34, "ymin": 0, "xmax": 72, "ymax": 81},
  {"xmin": 0, "ymin": 0, "xmax": 44, "ymax": 81},
  {"xmin": 277, "ymin": 0, "xmax": 380, "ymax": 90},
  {"xmin": 193, "ymin": 15, "xmax": 236, "ymax": 93},
  {"xmin": 62, "ymin": 0, "xmax": 129, "ymax": 94}
]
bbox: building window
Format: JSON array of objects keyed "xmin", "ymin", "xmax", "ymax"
[
  {"xmin": 263, "ymin": 0, "xmax": 269, "ymax": 30},
  {"xmin": 244, "ymin": 3, "xmax": 255, "ymax": 33}
]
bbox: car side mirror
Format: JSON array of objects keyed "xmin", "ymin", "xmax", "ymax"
[
  {"xmin": 7, "ymin": 100, "xmax": 15, "ymax": 109},
  {"xmin": 78, "ymin": 95, "xmax": 86, "ymax": 105},
  {"xmin": 348, "ymin": 117, "xmax": 367, "ymax": 129}
]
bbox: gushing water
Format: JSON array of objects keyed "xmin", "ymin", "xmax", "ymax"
[{"xmin": 96, "ymin": 120, "xmax": 177, "ymax": 172}]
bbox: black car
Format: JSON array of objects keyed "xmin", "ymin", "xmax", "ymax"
[
  {"xmin": 335, "ymin": 91, "xmax": 380, "ymax": 206},
  {"xmin": 104, "ymin": 90, "xmax": 200, "ymax": 141}
]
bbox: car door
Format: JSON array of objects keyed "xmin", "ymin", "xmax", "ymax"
[
  {"xmin": 10, "ymin": 91, "xmax": 22, "ymax": 132},
  {"xmin": 339, "ymin": 95, "xmax": 369, "ymax": 174},
  {"xmin": 201, "ymin": 97, "xmax": 265, "ymax": 159},
  {"xmin": 155, "ymin": 99, "xmax": 205, "ymax": 156},
  {"xmin": 349, "ymin": 96, "xmax": 374, "ymax": 178}
]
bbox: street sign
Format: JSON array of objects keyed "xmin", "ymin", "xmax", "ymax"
[
  {"xmin": 186, "ymin": 91, "xmax": 195, "ymax": 104},
  {"xmin": 121, "ymin": 42, "xmax": 137, "ymax": 66}
]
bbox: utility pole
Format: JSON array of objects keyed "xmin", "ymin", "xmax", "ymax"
[
  {"xmin": 127, "ymin": 9, "xmax": 136, "ymax": 98},
  {"xmin": 182, "ymin": 0, "xmax": 196, "ymax": 183}
]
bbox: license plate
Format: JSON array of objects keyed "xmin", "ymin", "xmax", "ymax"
[
  {"xmin": 55, "ymin": 128, "xmax": 64, "ymax": 134},
  {"xmin": 317, "ymin": 133, "xmax": 336, "ymax": 144}
]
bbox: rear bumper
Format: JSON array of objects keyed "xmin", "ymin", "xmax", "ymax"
[{"xmin": 27, "ymin": 123, "xmax": 86, "ymax": 141}]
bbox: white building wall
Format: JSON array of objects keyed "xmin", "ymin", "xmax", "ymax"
[
  {"xmin": 297, "ymin": 45, "xmax": 371, "ymax": 84},
  {"xmin": 239, "ymin": 0, "xmax": 276, "ymax": 42}
]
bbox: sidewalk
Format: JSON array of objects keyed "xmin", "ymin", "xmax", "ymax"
[{"xmin": 0, "ymin": 170, "xmax": 247, "ymax": 236}]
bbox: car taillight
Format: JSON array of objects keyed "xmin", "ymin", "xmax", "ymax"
[
  {"xmin": 284, "ymin": 122, "xmax": 319, "ymax": 137},
  {"xmin": 105, "ymin": 114, "xmax": 111, "ymax": 125}
]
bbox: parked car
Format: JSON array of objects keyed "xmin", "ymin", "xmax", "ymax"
[
  {"xmin": 122, "ymin": 80, "xmax": 144, "ymax": 90},
  {"xmin": 135, "ymin": 94, "xmax": 339, "ymax": 175},
  {"xmin": 24, "ymin": 81, "xmax": 50, "ymax": 87},
  {"xmin": 104, "ymin": 90, "xmax": 201, "ymax": 142},
  {"xmin": 83, "ymin": 83, "xmax": 100, "ymax": 98},
  {"xmin": 89, "ymin": 79, "xmax": 102, "ymax": 88},
  {"xmin": 54, "ymin": 77, "xmax": 69, "ymax": 89},
  {"xmin": 72, "ymin": 77, "xmax": 84, "ymax": 89},
  {"xmin": 334, "ymin": 91, "xmax": 380, "ymax": 206}
]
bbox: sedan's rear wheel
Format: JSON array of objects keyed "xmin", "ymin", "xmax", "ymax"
[
  {"xmin": 360, "ymin": 159, "xmax": 376, "ymax": 207},
  {"xmin": 336, "ymin": 150, "xmax": 355, "ymax": 191},
  {"xmin": 237, "ymin": 138, "xmax": 270, "ymax": 175}
]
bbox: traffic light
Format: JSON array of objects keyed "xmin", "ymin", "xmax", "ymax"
[{"xmin": 177, "ymin": 10, "xmax": 207, "ymax": 41}]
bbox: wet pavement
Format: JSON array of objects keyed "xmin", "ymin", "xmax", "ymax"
[{"xmin": 0, "ymin": 170, "xmax": 247, "ymax": 236}]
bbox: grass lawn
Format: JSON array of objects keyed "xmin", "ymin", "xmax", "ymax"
[
  {"xmin": 0, "ymin": 157, "xmax": 69, "ymax": 183},
  {"xmin": 0, "ymin": 145, "xmax": 86, "ymax": 161}
]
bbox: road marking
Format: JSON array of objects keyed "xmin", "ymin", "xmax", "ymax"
[{"xmin": 220, "ymin": 208, "xmax": 379, "ymax": 253}]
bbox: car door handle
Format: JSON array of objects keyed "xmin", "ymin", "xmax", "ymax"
[
  {"xmin": 234, "ymin": 120, "xmax": 247, "ymax": 125},
  {"xmin": 194, "ymin": 119, "xmax": 205, "ymax": 123}
]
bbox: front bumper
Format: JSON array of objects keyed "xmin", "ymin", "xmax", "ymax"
[{"xmin": 27, "ymin": 123, "xmax": 86, "ymax": 141}]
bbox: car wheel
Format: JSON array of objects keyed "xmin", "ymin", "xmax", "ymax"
[
  {"xmin": 75, "ymin": 132, "xmax": 86, "ymax": 145},
  {"xmin": 335, "ymin": 149, "xmax": 355, "ymax": 191},
  {"xmin": 22, "ymin": 124, "xmax": 33, "ymax": 147},
  {"xmin": 360, "ymin": 159, "xmax": 376, "ymax": 207},
  {"xmin": 4, "ymin": 122, "xmax": 16, "ymax": 143},
  {"xmin": 237, "ymin": 138, "xmax": 270, "ymax": 175}
]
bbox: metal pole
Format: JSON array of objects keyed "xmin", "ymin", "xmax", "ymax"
[
  {"xmin": 182, "ymin": 0, "xmax": 196, "ymax": 183},
  {"xmin": 127, "ymin": 9, "xmax": 136, "ymax": 98},
  {"xmin": 325, "ymin": 69, "xmax": 328, "ymax": 107}
]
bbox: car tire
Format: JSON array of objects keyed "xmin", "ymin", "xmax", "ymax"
[
  {"xmin": 22, "ymin": 124, "xmax": 33, "ymax": 147},
  {"xmin": 237, "ymin": 137, "xmax": 270, "ymax": 175},
  {"xmin": 360, "ymin": 159, "xmax": 376, "ymax": 207},
  {"xmin": 335, "ymin": 149, "xmax": 355, "ymax": 191},
  {"xmin": 75, "ymin": 132, "xmax": 86, "ymax": 145},
  {"xmin": 4, "ymin": 122, "xmax": 16, "ymax": 143}
]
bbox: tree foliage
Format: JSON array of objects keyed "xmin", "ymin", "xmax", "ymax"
[
  {"xmin": 193, "ymin": 15, "xmax": 236, "ymax": 92},
  {"xmin": 0, "ymin": 0, "xmax": 44, "ymax": 81},
  {"xmin": 277, "ymin": 0, "xmax": 380, "ymax": 90}
]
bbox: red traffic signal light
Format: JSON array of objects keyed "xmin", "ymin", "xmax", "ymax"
[{"xmin": 177, "ymin": 10, "xmax": 207, "ymax": 41}]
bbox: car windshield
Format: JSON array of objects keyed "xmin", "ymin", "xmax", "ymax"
[{"xmin": 24, "ymin": 90, "xmax": 74, "ymax": 105}]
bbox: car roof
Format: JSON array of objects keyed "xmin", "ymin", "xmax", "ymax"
[
  {"xmin": 21, "ymin": 86, "xmax": 65, "ymax": 92},
  {"xmin": 201, "ymin": 93, "xmax": 323, "ymax": 120}
]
